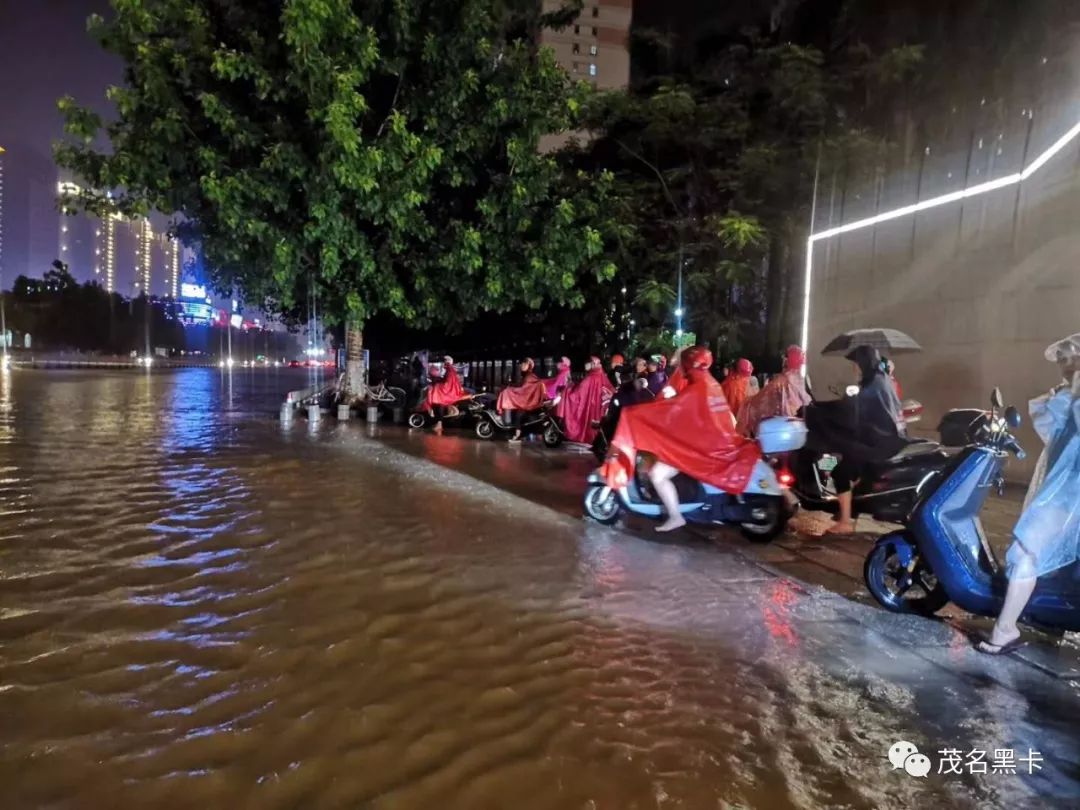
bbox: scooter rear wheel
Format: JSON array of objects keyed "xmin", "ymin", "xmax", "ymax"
[
  {"xmin": 583, "ymin": 484, "xmax": 620, "ymax": 525},
  {"xmin": 542, "ymin": 423, "xmax": 563, "ymax": 448},
  {"xmin": 475, "ymin": 420, "xmax": 495, "ymax": 440},
  {"xmin": 407, "ymin": 412, "xmax": 427, "ymax": 429},
  {"xmin": 864, "ymin": 533, "xmax": 949, "ymax": 616},
  {"xmin": 739, "ymin": 499, "xmax": 788, "ymax": 543}
]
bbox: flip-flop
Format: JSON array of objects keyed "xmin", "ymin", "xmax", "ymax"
[{"xmin": 974, "ymin": 636, "xmax": 1026, "ymax": 656}]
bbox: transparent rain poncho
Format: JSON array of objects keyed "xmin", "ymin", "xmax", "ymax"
[{"xmin": 1007, "ymin": 334, "xmax": 1080, "ymax": 579}]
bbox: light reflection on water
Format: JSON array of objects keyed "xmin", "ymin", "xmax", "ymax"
[{"xmin": 0, "ymin": 368, "xmax": 1074, "ymax": 808}]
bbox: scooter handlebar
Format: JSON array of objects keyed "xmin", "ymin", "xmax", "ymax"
[{"xmin": 1004, "ymin": 437, "xmax": 1026, "ymax": 460}]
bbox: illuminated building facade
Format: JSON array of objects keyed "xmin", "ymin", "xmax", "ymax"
[{"xmin": 540, "ymin": 1, "xmax": 632, "ymax": 90}]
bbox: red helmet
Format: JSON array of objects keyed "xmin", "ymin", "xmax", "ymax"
[
  {"xmin": 680, "ymin": 345, "xmax": 713, "ymax": 372},
  {"xmin": 610, "ymin": 353, "xmax": 625, "ymax": 367}
]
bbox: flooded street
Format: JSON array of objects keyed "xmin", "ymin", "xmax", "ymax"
[{"xmin": 1, "ymin": 369, "xmax": 1077, "ymax": 809}]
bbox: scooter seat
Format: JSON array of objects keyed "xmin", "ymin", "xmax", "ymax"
[{"xmin": 886, "ymin": 440, "xmax": 944, "ymax": 462}]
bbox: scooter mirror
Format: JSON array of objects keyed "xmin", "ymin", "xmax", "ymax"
[
  {"xmin": 1005, "ymin": 406, "xmax": 1022, "ymax": 429},
  {"xmin": 991, "ymin": 387, "xmax": 1004, "ymax": 410}
]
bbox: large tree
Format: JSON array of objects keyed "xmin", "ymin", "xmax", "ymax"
[{"xmin": 56, "ymin": 0, "xmax": 615, "ymax": 397}]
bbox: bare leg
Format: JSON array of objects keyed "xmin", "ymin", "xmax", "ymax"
[
  {"xmin": 824, "ymin": 490, "xmax": 856, "ymax": 534},
  {"xmin": 987, "ymin": 577, "xmax": 1037, "ymax": 646},
  {"xmin": 650, "ymin": 462, "xmax": 686, "ymax": 532},
  {"xmin": 978, "ymin": 547, "xmax": 1037, "ymax": 652}
]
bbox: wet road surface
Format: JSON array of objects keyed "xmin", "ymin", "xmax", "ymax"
[{"xmin": 1, "ymin": 369, "xmax": 1077, "ymax": 808}]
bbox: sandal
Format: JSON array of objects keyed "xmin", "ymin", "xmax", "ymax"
[{"xmin": 974, "ymin": 636, "xmax": 1026, "ymax": 656}]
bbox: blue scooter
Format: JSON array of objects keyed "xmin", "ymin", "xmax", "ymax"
[
  {"xmin": 864, "ymin": 388, "xmax": 1080, "ymax": 632},
  {"xmin": 582, "ymin": 417, "xmax": 807, "ymax": 542}
]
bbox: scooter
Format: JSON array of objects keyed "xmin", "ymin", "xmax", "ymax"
[
  {"xmin": 864, "ymin": 389, "xmax": 1080, "ymax": 631},
  {"xmin": 582, "ymin": 417, "xmax": 807, "ymax": 542},
  {"xmin": 407, "ymin": 391, "xmax": 490, "ymax": 430},
  {"xmin": 937, "ymin": 407, "xmax": 990, "ymax": 447},
  {"xmin": 791, "ymin": 396, "xmax": 952, "ymax": 523},
  {"xmin": 474, "ymin": 401, "xmax": 564, "ymax": 447}
]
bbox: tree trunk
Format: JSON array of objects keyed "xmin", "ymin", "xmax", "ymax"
[{"xmin": 342, "ymin": 321, "xmax": 365, "ymax": 403}]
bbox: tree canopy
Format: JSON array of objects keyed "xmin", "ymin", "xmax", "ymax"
[{"xmin": 56, "ymin": 0, "xmax": 616, "ymax": 330}]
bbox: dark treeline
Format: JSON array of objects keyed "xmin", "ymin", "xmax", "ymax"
[
  {"xmin": 367, "ymin": 0, "xmax": 1079, "ymax": 374},
  {"xmin": 3, "ymin": 262, "xmax": 185, "ymax": 354}
]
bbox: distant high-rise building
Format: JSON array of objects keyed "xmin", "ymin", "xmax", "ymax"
[{"xmin": 540, "ymin": 1, "xmax": 632, "ymax": 91}]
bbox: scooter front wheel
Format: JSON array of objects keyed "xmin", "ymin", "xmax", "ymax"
[
  {"xmin": 864, "ymin": 533, "xmax": 949, "ymax": 616},
  {"xmin": 583, "ymin": 484, "xmax": 620, "ymax": 525},
  {"xmin": 407, "ymin": 412, "xmax": 427, "ymax": 429},
  {"xmin": 475, "ymin": 420, "xmax": 495, "ymax": 440}
]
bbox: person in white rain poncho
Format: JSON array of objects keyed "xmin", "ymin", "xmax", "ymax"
[{"xmin": 978, "ymin": 334, "xmax": 1080, "ymax": 654}]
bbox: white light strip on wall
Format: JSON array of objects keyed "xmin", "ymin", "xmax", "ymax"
[{"xmin": 800, "ymin": 117, "xmax": 1080, "ymax": 355}]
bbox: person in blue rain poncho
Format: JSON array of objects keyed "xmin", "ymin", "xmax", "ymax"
[{"xmin": 978, "ymin": 334, "xmax": 1080, "ymax": 655}]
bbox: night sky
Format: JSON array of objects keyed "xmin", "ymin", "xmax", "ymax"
[{"xmin": 1, "ymin": 0, "xmax": 120, "ymax": 284}]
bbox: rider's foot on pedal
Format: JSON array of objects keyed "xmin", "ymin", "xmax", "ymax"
[
  {"xmin": 433, "ymin": 422, "xmax": 443, "ymax": 434},
  {"xmin": 508, "ymin": 431, "xmax": 523, "ymax": 443},
  {"xmin": 655, "ymin": 517, "xmax": 687, "ymax": 533},
  {"xmin": 822, "ymin": 520, "xmax": 855, "ymax": 535}
]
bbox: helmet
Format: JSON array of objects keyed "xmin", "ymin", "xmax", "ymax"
[
  {"xmin": 785, "ymin": 345, "xmax": 805, "ymax": 372},
  {"xmin": 610, "ymin": 353, "xmax": 625, "ymax": 367},
  {"xmin": 735, "ymin": 358, "xmax": 753, "ymax": 376},
  {"xmin": 681, "ymin": 345, "xmax": 713, "ymax": 372},
  {"xmin": 443, "ymin": 355, "xmax": 454, "ymax": 365}
]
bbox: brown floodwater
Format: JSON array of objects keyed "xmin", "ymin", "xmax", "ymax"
[{"xmin": 0, "ymin": 368, "xmax": 1075, "ymax": 809}]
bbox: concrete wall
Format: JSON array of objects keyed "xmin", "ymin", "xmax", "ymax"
[{"xmin": 806, "ymin": 102, "xmax": 1080, "ymax": 480}]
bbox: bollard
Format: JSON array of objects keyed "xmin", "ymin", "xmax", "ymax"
[
  {"xmin": 392, "ymin": 407, "xmax": 405, "ymax": 424},
  {"xmin": 366, "ymin": 405, "xmax": 379, "ymax": 423},
  {"xmin": 280, "ymin": 402, "xmax": 293, "ymax": 423},
  {"xmin": 337, "ymin": 403, "xmax": 351, "ymax": 421},
  {"xmin": 307, "ymin": 404, "xmax": 321, "ymax": 423}
]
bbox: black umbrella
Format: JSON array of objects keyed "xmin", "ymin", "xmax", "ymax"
[{"xmin": 821, "ymin": 328, "xmax": 922, "ymax": 357}]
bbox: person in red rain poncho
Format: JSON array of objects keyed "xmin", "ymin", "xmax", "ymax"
[
  {"xmin": 721, "ymin": 358, "xmax": 754, "ymax": 423},
  {"xmin": 737, "ymin": 346, "xmax": 812, "ymax": 437},
  {"xmin": 602, "ymin": 346, "xmax": 762, "ymax": 532},
  {"xmin": 662, "ymin": 347, "xmax": 689, "ymax": 397},
  {"xmin": 424, "ymin": 356, "xmax": 467, "ymax": 433},
  {"xmin": 559, "ymin": 355, "xmax": 614, "ymax": 445},
  {"xmin": 497, "ymin": 358, "xmax": 548, "ymax": 442},
  {"xmin": 544, "ymin": 356, "xmax": 572, "ymax": 400}
]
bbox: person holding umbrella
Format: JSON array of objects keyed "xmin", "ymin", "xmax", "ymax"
[{"xmin": 807, "ymin": 345, "xmax": 907, "ymax": 535}]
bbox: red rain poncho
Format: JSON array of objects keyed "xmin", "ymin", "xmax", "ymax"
[
  {"xmin": 721, "ymin": 359, "xmax": 754, "ymax": 421},
  {"xmin": 424, "ymin": 362, "xmax": 467, "ymax": 410},
  {"xmin": 602, "ymin": 367, "xmax": 762, "ymax": 494},
  {"xmin": 497, "ymin": 363, "xmax": 548, "ymax": 414},
  {"xmin": 544, "ymin": 357, "xmax": 572, "ymax": 400},
  {"xmin": 738, "ymin": 371, "xmax": 811, "ymax": 436},
  {"xmin": 737, "ymin": 347, "xmax": 811, "ymax": 436},
  {"xmin": 560, "ymin": 360, "xmax": 614, "ymax": 444}
]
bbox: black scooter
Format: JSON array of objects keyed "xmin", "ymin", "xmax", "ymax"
[
  {"xmin": 790, "ymin": 398, "xmax": 953, "ymax": 524},
  {"xmin": 474, "ymin": 402, "xmax": 564, "ymax": 447},
  {"xmin": 407, "ymin": 391, "xmax": 491, "ymax": 430}
]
